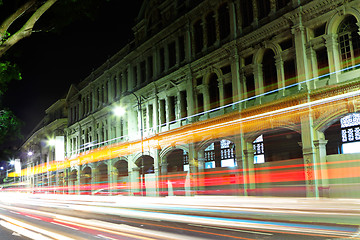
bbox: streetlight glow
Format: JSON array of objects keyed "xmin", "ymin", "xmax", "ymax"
[
  {"xmin": 48, "ymin": 138, "xmax": 56, "ymax": 146},
  {"xmin": 113, "ymin": 106, "xmax": 125, "ymax": 117}
]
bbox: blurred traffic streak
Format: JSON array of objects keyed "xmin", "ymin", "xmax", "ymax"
[
  {"xmin": 2, "ymin": 156, "xmax": 360, "ymax": 197},
  {"xmin": 9, "ymin": 81, "xmax": 360, "ymax": 179},
  {"xmin": 0, "ymin": 193, "xmax": 358, "ymax": 240}
]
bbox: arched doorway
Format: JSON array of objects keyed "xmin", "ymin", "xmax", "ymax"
[
  {"xmin": 252, "ymin": 128, "xmax": 305, "ymax": 197},
  {"xmin": 135, "ymin": 155, "xmax": 154, "ymax": 196},
  {"xmin": 166, "ymin": 149, "xmax": 189, "ymax": 196},
  {"xmin": 114, "ymin": 160, "xmax": 129, "ymax": 195},
  {"xmin": 69, "ymin": 169, "xmax": 78, "ymax": 194},
  {"xmin": 202, "ymin": 139, "xmax": 237, "ymax": 195},
  {"xmin": 262, "ymin": 49, "xmax": 277, "ymax": 92},
  {"xmin": 324, "ymin": 113, "xmax": 360, "ymax": 198},
  {"xmin": 95, "ymin": 163, "xmax": 108, "ymax": 191},
  {"xmin": 80, "ymin": 166, "xmax": 92, "ymax": 195}
]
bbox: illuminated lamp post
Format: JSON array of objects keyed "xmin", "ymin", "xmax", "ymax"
[
  {"xmin": 129, "ymin": 92, "xmax": 144, "ymax": 196},
  {"xmin": 114, "ymin": 91, "xmax": 144, "ymax": 196}
]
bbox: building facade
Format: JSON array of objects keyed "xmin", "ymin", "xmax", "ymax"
[
  {"xmin": 20, "ymin": 99, "xmax": 67, "ymax": 192},
  {"xmin": 20, "ymin": 0, "xmax": 360, "ymax": 198}
]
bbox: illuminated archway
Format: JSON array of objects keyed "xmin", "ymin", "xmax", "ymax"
[
  {"xmin": 80, "ymin": 166, "xmax": 92, "ymax": 195},
  {"xmin": 135, "ymin": 155, "xmax": 155, "ymax": 196},
  {"xmin": 114, "ymin": 160, "xmax": 129, "ymax": 194}
]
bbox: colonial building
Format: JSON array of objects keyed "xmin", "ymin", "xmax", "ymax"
[
  {"xmin": 20, "ymin": 99, "xmax": 67, "ymax": 192},
  {"xmin": 20, "ymin": 0, "xmax": 360, "ymax": 198}
]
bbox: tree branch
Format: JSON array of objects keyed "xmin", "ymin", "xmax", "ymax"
[
  {"xmin": 0, "ymin": 0, "xmax": 58, "ymax": 58},
  {"xmin": 21, "ymin": 0, "xmax": 58, "ymax": 34},
  {"xmin": 0, "ymin": 0, "xmax": 37, "ymax": 38}
]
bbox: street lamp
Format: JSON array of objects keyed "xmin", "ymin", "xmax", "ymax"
[
  {"xmin": 113, "ymin": 106, "xmax": 125, "ymax": 117},
  {"xmin": 116, "ymin": 92, "xmax": 145, "ymax": 195},
  {"xmin": 129, "ymin": 92, "xmax": 145, "ymax": 196}
]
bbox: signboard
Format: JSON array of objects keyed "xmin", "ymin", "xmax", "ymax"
[{"xmin": 55, "ymin": 136, "xmax": 65, "ymax": 161}]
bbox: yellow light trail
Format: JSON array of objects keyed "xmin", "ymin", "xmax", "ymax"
[{"xmin": 10, "ymin": 83, "xmax": 360, "ymax": 178}]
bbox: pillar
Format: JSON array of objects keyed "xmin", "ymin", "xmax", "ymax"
[
  {"xmin": 130, "ymin": 167, "xmax": 140, "ymax": 195},
  {"xmin": 243, "ymin": 143, "xmax": 256, "ymax": 196},
  {"xmin": 324, "ymin": 34, "xmax": 341, "ymax": 84},
  {"xmin": 291, "ymin": 16, "xmax": 311, "ymax": 89},
  {"xmin": 300, "ymin": 113, "xmax": 319, "ymax": 198},
  {"xmin": 313, "ymin": 139, "xmax": 329, "ymax": 197},
  {"xmin": 160, "ymin": 162, "xmax": 168, "ymax": 196}
]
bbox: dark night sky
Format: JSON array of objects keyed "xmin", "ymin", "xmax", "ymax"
[{"xmin": 2, "ymin": 1, "xmax": 143, "ymax": 142}]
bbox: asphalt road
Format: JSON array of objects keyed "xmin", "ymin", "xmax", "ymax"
[{"xmin": 0, "ymin": 194, "xmax": 358, "ymax": 240}]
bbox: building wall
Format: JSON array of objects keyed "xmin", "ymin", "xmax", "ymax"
[{"xmin": 21, "ymin": 0, "xmax": 360, "ymax": 197}]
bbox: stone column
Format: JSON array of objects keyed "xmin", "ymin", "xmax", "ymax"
[
  {"xmin": 234, "ymin": 135, "xmax": 245, "ymax": 196},
  {"xmin": 300, "ymin": 113, "xmax": 319, "ymax": 198},
  {"xmin": 291, "ymin": 19, "xmax": 311, "ymax": 89},
  {"xmin": 218, "ymin": 78, "xmax": 225, "ymax": 107},
  {"xmin": 130, "ymin": 167, "xmax": 140, "ymax": 195},
  {"xmin": 202, "ymin": 85, "xmax": 210, "ymax": 112},
  {"xmin": 230, "ymin": 49, "xmax": 242, "ymax": 104},
  {"xmin": 108, "ymin": 162, "xmax": 115, "ymax": 195},
  {"xmin": 324, "ymin": 34, "xmax": 341, "ymax": 84},
  {"xmin": 188, "ymin": 143, "xmax": 197, "ymax": 195},
  {"xmin": 229, "ymin": 1, "xmax": 238, "ymax": 39},
  {"xmin": 76, "ymin": 166, "xmax": 81, "ymax": 195},
  {"xmin": 160, "ymin": 162, "xmax": 168, "ymax": 196},
  {"xmin": 186, "ymin": 71, "xmax": 195, "ymax": 119},
  {"xmin": 90, "ymin": 167, "xmax": 96, "ymax": 195},
  {"xmin": 153, "ymin": 96, "xmax": 159, "ymax": 133},
  {"xmin": 243, "ymin": 144, "xmax": 256, "ymax": 196},
  {"xmin": 152, "ymin": 148, "xmax": 161, "ymax": 197},
  {"xmin": 313, "ymin": 139, "xmax": 329, "ymax": 197},
  {"xmin": 253, "ymin": 63, "xmax": 263, "ymax": 95},
  {"xmin": 197, "ymin": 150, "xmax": 206, "ymax": 194},
  {"xmin": 275, "ymin": 54, "xmax": 285, "ymax": 96},
  {"xmin": 306, "ymin": 44, "xmax": 317, "ymax": 90}
]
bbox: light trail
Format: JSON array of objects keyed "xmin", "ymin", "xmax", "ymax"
[
  {"xmin": 0, "ymin": 195, "xmax": 358, "ymax": 239},
  {"xmin": 9, "ymin": 82, "xmax": 360, "ymax": 179},
  {"xmin": 0, "ymin": 214, "xmax": 74, "ymax": 240}
]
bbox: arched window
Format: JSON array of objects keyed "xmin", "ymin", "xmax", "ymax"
[
  {"xmin": 257, "ymin": 0, "xmax": 270, "ymax": 20},
  {"xmin": 204, "ymin": 140, "xmax": 236, "ymax": 168},
  {"xmin": 194, "ymin": 20, "xmax": 203, "ymax": 54},
  {"xmin": 208, "ymin": 74, "xmax": 220, "ymax": 109},
  {"xmin": 253, "ymin": 130, "xmax": 302, "ymax": 163},
  {"xmin": 340, "ymin": 113, "xmax": 360, "ymax": 153},
  {"xmin": 262, "ymin": 49, "xmax": 277, "ymax": 92},
  {"xmin": 167, "ymin": 149, "xmax": 189, "ymax": 172},
  {"xmin": 218, "ymin": 3, "xmax": 230, "ymax": 40},
  {"xmin": 206, "ymin": 12, "xmax": 216, "ymax": 47},
  {"xmin": 338, "ymin": 16, "xmax": 360, "ymax": 70},
  {"xmin": 241, "ymin": 0, "xmax": 253, "ymax": 28},
  {"xmin": 253, "ymin": 135, "xmax": 265, "ymax": 164}
]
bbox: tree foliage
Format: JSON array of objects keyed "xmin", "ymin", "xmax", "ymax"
[
  {"xmin": 0, "ymin": 109, "xmax": 21, "ymax": 143},
  {"xmin": 0, "ymin": 61, "xmax": 21, "ymax": 95}
]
